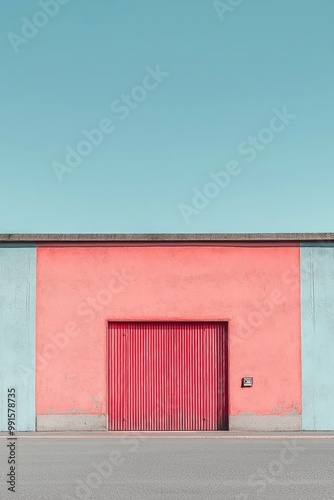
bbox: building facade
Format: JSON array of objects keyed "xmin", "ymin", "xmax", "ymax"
[{"xmin": 0, "ymin": 233, "xmax": 333, "ymax": 432}]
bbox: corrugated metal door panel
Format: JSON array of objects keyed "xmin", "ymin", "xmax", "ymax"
[{"xmin": 108, "ymin": 322, "xmax": 228, "ymax": 431}]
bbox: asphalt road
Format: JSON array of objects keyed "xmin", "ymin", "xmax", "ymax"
[{"xmin": 1, "ymin": 433, "xmax": 334, "ymax": 499}]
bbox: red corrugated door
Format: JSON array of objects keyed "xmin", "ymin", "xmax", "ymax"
[{"xmin": 108, "ymin": 322, "xmax": 228, "ymax": 431}]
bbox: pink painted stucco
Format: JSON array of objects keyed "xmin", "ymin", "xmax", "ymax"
[{"xmin": 36, "ymin": 244, "xmax": 301, "ymax": 417}]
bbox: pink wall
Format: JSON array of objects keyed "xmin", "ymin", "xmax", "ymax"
[{"xmin": 36, "ymin": 244, "xmax": 301, "ymax": 417}]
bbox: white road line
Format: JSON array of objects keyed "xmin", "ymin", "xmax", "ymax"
[{"xmin": 1, "ymin": 435, "xmax": 334, "ymax": 439}]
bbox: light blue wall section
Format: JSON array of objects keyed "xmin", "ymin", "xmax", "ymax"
[
  {"xmin": 301, "ymin": 243, "xmax": 334, "ymax": 430},
  {"xmin": 0, "ymin": 245, "xmax": 36, "ymax": 431}
]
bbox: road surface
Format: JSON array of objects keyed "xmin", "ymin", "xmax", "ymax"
[{"xmin": 0, "ymin": 432, "xmax": 333, "ymax": 499}]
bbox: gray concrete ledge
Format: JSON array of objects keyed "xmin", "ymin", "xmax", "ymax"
[
  {"xmin": 36, "ymin": 414, "xmax": 301, "ymax": 432},
  {"xmin": 229, "ymin": 414, "xmax": 302, "ymax": 432},
  {"xmin": 36, "ymin": 414, "xmax": 107, "ymax": 431},
  {"xmin": 1, "ymin": 233, "xmax": 334, "ymax": 243},
  {"xmin": 3, "ymin": 430, "xmax": 334, "ymax": 438}
]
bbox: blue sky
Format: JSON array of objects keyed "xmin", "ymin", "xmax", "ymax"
[{"xmin": 1, "ymin": 0, "xmax": 333, "ymax": 233}]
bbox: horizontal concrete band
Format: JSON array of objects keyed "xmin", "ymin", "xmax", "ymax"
[
  {"xmin": 37, "ymin": 415, "xmax": 107, "ymax": 431},
  {"xmin": 37, "ymin": 414, "xmax": 301, "ymax": 432},
  {"xmin": 1, "ymin": 233, "xmax": 334, "ymax": 242},
  {"xmin": 229, "ymin": 414, "xmax": 302, "ymax": 432}
]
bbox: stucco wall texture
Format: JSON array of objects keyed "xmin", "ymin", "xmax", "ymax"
[
  {"xmin": 0, "ymin": 245, "xmax": 36, "ymax": 431},
  {"xmin": 301, "ymin": 243, "xmax": 334, "ymax": 431},
  {"xmin": 35, "ymin": 244, "xmax": 301, "ymax": 423}
]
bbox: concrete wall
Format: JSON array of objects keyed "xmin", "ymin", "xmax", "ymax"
[
  {"xmin": 0, "ymin": 245, "xmax": 36, "ymax": 431},
  {"xmin": 301, "ymin": 243, "xmax": 334, "ymax": 430},
  {"xmin": 36, "ymin": 244, "xmax": 301, "ymax": 430}
]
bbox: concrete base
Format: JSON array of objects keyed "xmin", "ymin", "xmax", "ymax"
[
  {"xmin": 36, "ymin": 414, "xmax": 301, "ymax": 432},
  {"xmin": 36, "ymin": 414, "xmax": 107, "ymax": 431},
  {"xmin": 229, "ymin": 414, "xmax": 302, "ymax": 432}
]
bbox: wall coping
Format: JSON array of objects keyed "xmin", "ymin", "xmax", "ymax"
[{"xmin": 1, "ymin": 233, "xmax": 334, "ymax": 243}]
